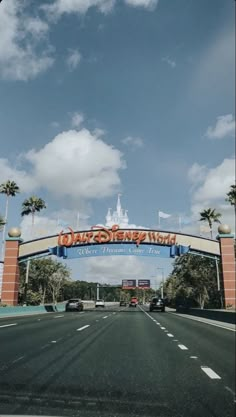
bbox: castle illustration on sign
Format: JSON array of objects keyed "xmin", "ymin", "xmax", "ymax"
[{"xmin": 105, "ymin": 194, "xmax": 129, "ymax": 228}]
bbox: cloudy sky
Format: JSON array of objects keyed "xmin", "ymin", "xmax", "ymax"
[{"xmin": 0, "ymin": 0, "xmax": 235, "ymax": 285}]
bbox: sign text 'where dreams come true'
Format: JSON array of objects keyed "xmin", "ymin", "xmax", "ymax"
[{"xmin": 58, "ymin": 225, "xmax": 177, "ymax": 248}]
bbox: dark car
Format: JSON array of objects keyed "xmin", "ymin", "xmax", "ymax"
[
  {"xmin": 65, "ymin": 299, "xmax": 84, "ymax": 312},
  {"xmin": 149, "ymin": 297, "xmax": 165, "ymax": 312},
  {"xmin": 120, "ymin": 300, "xmax": 127, "ymax": 306}
]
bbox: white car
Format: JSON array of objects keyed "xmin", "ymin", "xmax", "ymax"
[{"xmin": 95, "ymin": 299, "xmax": 105, "ymax": 308}]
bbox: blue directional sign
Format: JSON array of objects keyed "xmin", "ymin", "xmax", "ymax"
[{"xmin": 48, "ymin": 243, "xmax": 190, "ymax": 259}]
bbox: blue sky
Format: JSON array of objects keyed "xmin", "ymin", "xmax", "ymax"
[{"xmin": 0, "ymin": 0, "xmax": 235, "ymax": 284}]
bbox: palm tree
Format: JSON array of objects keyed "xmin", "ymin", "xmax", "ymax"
[
  {"xmin": 0, "ymin": 214, "xmax": 5, "ymax": 231},
  {"xmin": 0, "ymin": 180, "xmax": 20, "ymax": 259},
  {"xmin": 21, "ymin": 196, "xmax": 46, "ymax": 238},
  {"xmin": 199, "ymin": 208, "xmax": 222, "ymax": 239},
  {"xmin": 225, "ymin": 185, "xmax": 236, "ymax": 214}
]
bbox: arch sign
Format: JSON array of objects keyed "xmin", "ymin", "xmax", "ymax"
[{"xmin": 48, "ymin": 224, "xmax": 190, "ymax": 259}]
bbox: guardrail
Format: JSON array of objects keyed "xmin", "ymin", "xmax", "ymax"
[
  {"xmin": 0, "ymin": 300, "xmax": 120, "ymax": 317},
  {"xmin": 175, "ymin": 307, "xmax": 236, "ymax": 324}
]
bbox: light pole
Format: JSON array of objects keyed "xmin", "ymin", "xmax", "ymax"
[{"xmin": 157, "ymin": 267, "xmax": 164, "ymax": 298}]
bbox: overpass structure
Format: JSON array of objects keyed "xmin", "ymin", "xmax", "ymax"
[{"xmin": 0, "ymin": 224, "xmax": 235, "ymax": 307}]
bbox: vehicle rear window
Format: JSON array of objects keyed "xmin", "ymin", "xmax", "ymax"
[{"xmin": 69, "ymin": 299, "xmax": 79, "ymax": 303}]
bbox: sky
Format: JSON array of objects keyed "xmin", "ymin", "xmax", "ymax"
[{"xmin": 0, "ymin": 0, "xmax": 235, "ymax": 286}]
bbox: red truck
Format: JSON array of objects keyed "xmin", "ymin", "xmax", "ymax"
[{"xmin": 129, "ymin": 297, "xmax": 138, "ymax": 307}]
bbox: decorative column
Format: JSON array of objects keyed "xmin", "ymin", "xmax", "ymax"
[
  {"xmin": 217, "ymin": 224, "xmax": 236, "ymax": 308},
  {"xmin": 1, "ymin": 228, "xmax": 22, "ymax": 306}
]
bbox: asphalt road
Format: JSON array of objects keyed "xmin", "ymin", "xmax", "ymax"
[{"xmin": 0, "ymin": 305, "xmax": 235, "ymax": 417}]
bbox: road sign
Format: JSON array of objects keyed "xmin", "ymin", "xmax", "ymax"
[
  {"xmin": 122, "ymin": 279, "xmax": 136, "ymax": 289},
  {"xmin": 138, "ymin": 279, "xmax": 150, "ymax": 288}
]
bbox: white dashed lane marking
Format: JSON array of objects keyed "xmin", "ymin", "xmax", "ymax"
[
  {"xmin": 102, "ymin": 316, "xmax": 108, "ymax": 319},
  {"xmin": 77, "ymin": 325, "xmax": 90, "ymax": 331},
  {"xmin": 0, "ymin": 323, "xmax": 17, "ymax": 329},
  {"xmin": 12, "ymin": 356, "xmax": 25, "ymax": 364},
  {"xmin": 178, "ymin": 344, "xmax": 188, "ymax": 350},
  {"xmin": 167, "ymin": 333, "xmax": 174, "ymax": 337},
  {"xmin": 54, "ymin": 315, "xmax": 64, "ymax": 319},
  {"xmin": 190, "ymin": 356, "xmax": 198, "ymax": 359},
  {"xmin": 160, "ymin": 327, "xmax": 166, "ymax": 330},
  {"xmin": 201, "ymin": 366, "xmax": 221, "ymax": 379}
]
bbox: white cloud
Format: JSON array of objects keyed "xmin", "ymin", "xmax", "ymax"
[
  {"xmin": 0, "ymin": 127, "xmax": 125, "ymax": 201},
  {"xmin": 124, "ymin": 0, "xmax": 158, "ymax": 9},
  {"xmin": 190, "ymin": 158, "xmax": 235, "ymax": 204},
  {"xmin": 0, "ymin": 0, "xmax": 54, "ymax": 81},
  {"xmin": 83, "ymin": 255, "xmax": 146, "ymax": 283},
  {"xmin": 24, "ymin": 17, "xmax": 49, "ymax": 39},
  {"xmin": 71, "ymin": 112, "xmax": 84, "ymax": 128},
  {"xmin": 189, "ymin": 26, "xmax": 235, "ymax": 99},
  {"xmin": 121, "ymin": 136, "xmax": 144, "ymax": 149},
  {"xmin": 186, "ymin": 158, "xmax": 235, "ymax": 237},
  {"xmin": 20, "ymin": 208, "xmax": 91, "ymax": 241},
  {"xmin": 51, "ymin": 121, "xmax": 60, "ymax": 128},
  {"xmin": 161, "ymin": 56, "xmax": 176, "ymax": 68},
  {"xmin": 188, "ymin": 163, "xmax": 208, "ymax": 187},
  {"xmin": 42, "ymin": 0, "xmax": 116, "ymax": 19},
  {"xmin": 66, "ymin": 49, "xmax": 82, "ymax": 71},
  {"xmin": 41, "ymin": 0, "xmax": 158, "ymax": 19},
  {"xmin": 205, "ymin": 114, "xmax": 235, "ymax": 139},
  {"xmin": 0, "ymin": 158, "xmax": 37, "ymax": 192}
]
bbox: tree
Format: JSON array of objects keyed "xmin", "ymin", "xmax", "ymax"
[
  {"xmin": 19, "ymin": 258, "xmax": 71, "ymax": 305},
  {"xmin": 21, "ymin": 196, "xmax": 46, "ymax": 237},
  {"xmin": 48, "ymin": 269, "xmax": 70, "ymax": 304},
  {"xmin": 166, "ymin": 254, "xmax": 222, "ymax": 309},
  {"xmin": 225, "ymin": 184, "xmax": 236, "ymax": 214},
  {"xmin": 0, "ymin": 180, "xmax": 20, "ymax": 259},
  {"xmin": 199, "ymin": 208, "xmax": 221, "ymax": 239}
]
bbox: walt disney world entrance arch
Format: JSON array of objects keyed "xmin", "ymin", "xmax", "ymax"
[{"xmin": 1, "ymin": 224, "xmax": 235, "ymax": 307}]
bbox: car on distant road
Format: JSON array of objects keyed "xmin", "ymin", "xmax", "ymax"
[
  {"xmin": 95, "ymin": 299, "xmax": 105, "ymax": 308},
  {"xmin": 129, "ymin": 297, "xmax": 138, "ymax": 307},
  {"xmin": 65, "ymin": 299, "xmax": 84, "ymax": 312},
  {"xmin": 149, "ymin": 297, "xmax": 165, "ymax": 312},
  {"xmin": 119, "ymin": 300, "xmax": 127, "ymax": 306}
]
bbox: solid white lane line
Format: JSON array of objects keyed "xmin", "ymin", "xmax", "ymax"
[
  {"xmin": 80, "ymin": 312, "xmax": 85, "ymax": 314},
  {"xmin": 102, "ymin": 316, "xmax": 108, "ymax": 319},
  {"xmin": 174, "ymin": 313, "xmax": 236, "ymax": 332},
  {"xmin": 54, "ymin": 315, "xmax": 64, "ymax": 318},
  {"xmin": 225, "ymin": 386, "xmax": 236, "ymax": 399},
  {"xmin": 167, "ymin": 333, "xmax": 174, "ymax": 337},
  {"xmin": 77, "ymin": 325, "xmax": 90, "ymax": 331},
  {"xmin": 178, "ymin": 344, "xmax": 188, "ymax": 350},
  {"xmin": 12, "ymin": 356, "xmax": 25, "ymax": 364},
  {"xmin": 201, "ymin": 366, "xmax": 221, "ymax": 379},
  {"xmin": 0, "ymin": 323, "xmax": 17, "ymax": 329}
]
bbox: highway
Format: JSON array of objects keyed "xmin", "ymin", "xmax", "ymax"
[{"xmin": 0, "ymin": 305, "xmax": 235, "ymax": 417}]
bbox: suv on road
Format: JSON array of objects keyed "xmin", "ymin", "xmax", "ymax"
[
  {"xmin": 149, "ymin": 297, "xmax": 165, "ymax": 312},
  {"xmin": 95, "ymin": 299, "xmax": 105, "ymax": 308},
  {"xmin": 65, "ymin": 299, "xmax": 84, "ymax": 312}
]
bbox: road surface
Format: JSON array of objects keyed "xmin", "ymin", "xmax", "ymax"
[{"xmin": 0, "ymin": 304, "xmax": 235, "ymax": 417}]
